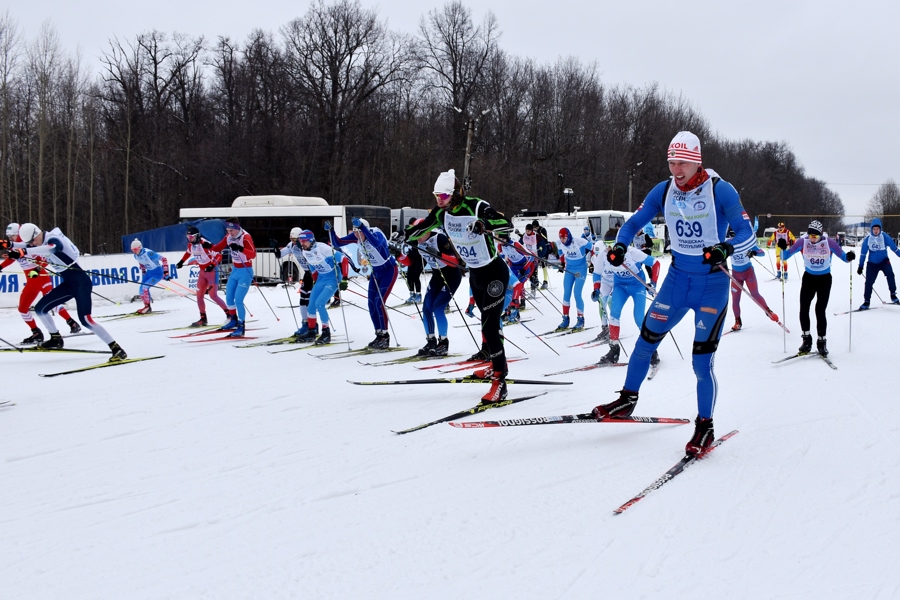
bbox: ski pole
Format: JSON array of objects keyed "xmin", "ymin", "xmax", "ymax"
[
  {"xmin": 751, "ymin": 255, "xmax": 777, "ymax": 278},
  {"xmin": 715, "ymin": 265, "xmax": 790, "ymax": 332},
  {"xmin": 517, "ymin": 319, "xmax": 560, "ymax": 356},
  {"xmin": 0, "ymin": 335, "xmax": 23, "ymax": 352},
  {"xmin": 369, "ymin": 268, "xmax": 401, "ymax": 347},
  {"xmin": 849, "ymin": 257, "xmax": 853, "ymax": 353},
  {"xmin": 328, "ymin": 244, "xmax": 352, "ymax": 350},
  {"xmin": 348, "ymin": 280, "xmax": 415, "ymax": 319},
  {"xmin": 619, "ymin": 263, "xmax": 685, "ymax": 359},
  {"xmin": 276, "ymin": 256, "xmax": 300, "ymax": 329},
  {"xmin": 534, "ymin": 286, "xmax": 564, "ymax": 315},
  {"xmin": 252, "ymin": 280, "xmax": 280, "ymax": 322},
  {"xmin": 437, "ymin": 267, "xmax": 480, "ymax": 352},
  {"xmin": 781, "ymin": 259, "xmax": 786, "ymax": 353}
]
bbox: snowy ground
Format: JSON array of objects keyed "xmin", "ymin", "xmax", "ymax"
[{"xmin": 3, "ymin": 250, "xmax": 900, "ymax": 599}]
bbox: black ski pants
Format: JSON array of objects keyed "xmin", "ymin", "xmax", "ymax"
[{"xmin": 799, "ymin": 271, "xmax": 832, "ymax": 337}]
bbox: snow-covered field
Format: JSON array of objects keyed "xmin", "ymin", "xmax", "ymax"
[{"xmin": 3, "ymin": 251, "xmax": 900, "ymax": 599}]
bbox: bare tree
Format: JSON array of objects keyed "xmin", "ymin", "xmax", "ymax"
[
  {"xmin": 0, "ymin": 10, "xmax": 22, "ymax": 224},
  {"xmin": 865, "ymin": 180, "xmax": 900, "ymax": 240}
]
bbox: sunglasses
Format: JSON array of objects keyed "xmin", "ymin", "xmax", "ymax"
[{"xmin": 433, "ymin": 192, "xmax": 452, "ymax": 202}]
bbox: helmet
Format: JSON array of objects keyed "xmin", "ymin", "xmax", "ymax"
[
  {"xmin": 297, "ymin": 230, "xmax": 315, "ymax": 245},
  {"xmin": 131, "ymin": 239, "xmax": 143, "ymax": 252},
  {"xmin": 777, "ymin": 222, "xmax": 785, "ymax": 229},
  {"xmin": 290, "ymin": 227, "xmax": 302, "ymax": 240},
  {"xmin": 18, "ymin": 223, "xmax": 41, "ymax": 245},
  {"xmin": 558, "ymin": 227, "xmax": 572, "ymax": 244},
  {"xmin": 6, "ymin": 222, "xmax": 19, "ymax": 239}
]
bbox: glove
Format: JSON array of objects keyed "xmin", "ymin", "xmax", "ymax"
[
  {"xmin": 352, "ymin": 217, "xmax": 363, "ymax": 228},
  {"xmin": 176, "ymin": 260, "xmax": 184, "ymax": 269},
  {"xmin": 846, "ymin": 250, "xmax": 856, "ymax": 261},
  {"xmin": 857, "ymin": 265, "xmax": 863, "ymax": 275},
  {"xmin": 229, "ymin": 243, "xmax": 243, "ymax": 252},
  {"xmin": 702, "ymin": 242, "xmax": 734, "ymax": 266},
  {"xmin": 201, "ymin": 241, "xmax": 212, "ymax": 249},
  {"xmin": 557, "ymin": 264, "xmax": 566, "ymax": 273},
  {"xmin": 606, "ymin": 243, "xmax": 627, "ymax": 267},
  {"xmin": 591, "ymin": 289, "xmax": 600, "ymax": 302},
  {"xmin": 340, "ymin": 278, "xmax": 349, "ymax": 291},
  {"xmin": 204, "ymin": 264, "xmax": 216, "ymax": 272},
  {"xmin": 28, "ymin": 269, "xmax": 40, "ymax": 278},
  {"xmin": 650, "ymin": 280, "xmax": 657, "ymax": 290},
  {"xmin": 588, "ymin": 262, "xmax": 594, "ymax": 274},
  {"xmin": 7, "ymin": 248, "xmax": 22, "ymax": 259},
  {"xmin": 323, "ymin": 221, "xmax": 332, "ymax": 231},
  {"xmin": 466, "ymin": 220, "xmax": 485, "ymax": 235},
  {"xmin": 776, "ymin": 238, "xmax": 788, "ymax": 250},
  {"xmin": 163, "ymin": 274, "xmax": 171, "ymax": 281}
]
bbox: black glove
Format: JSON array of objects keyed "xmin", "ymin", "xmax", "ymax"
[
  {"xmin": 857, "ymin": 265, "xmax": 863, "ymax": 275},
  {"xmin": 176, "ymin": 260, "xmax": 184, "ymax": 269},
  {"xmin": 340, "ymin": 278, "xmax": 348, "ymax": 291},
  {"xmin": 701, "ymin": 242, "xmax": 734, "ymax": 266},
  {"xmin": 467, "ymin": 220, "xmax": 485, "ymax": 235},
  {"xmin": 606, "ymin": 243, "xmax": 627, "ymax": 267},
  {"xmin": 202, "ymin": 241, "xmax": 212, "ymax": 249},
  {"xmin": 846, "ymin": 250, "xmax": 856, "ymax": 262},
  {"xmin": 588, "ymin": 262, "xmax": 594, "ymax": 274},
  {"xmin": 557, "ymin": 264, "xmax": 566, "ymax": 273},
  {"xmin": 7, "ymin": 248, "xmax": 22, "ymax": 259},
  {"xmin": 229, "ymin": 243, "xmax": 243, "ymax": 252},
  {"xmin": 204, "ymin": 264, "xmax": 216, "ymax": 272},
  {"xmin": 776, "ymin": 238, "xmax": 788, "ymax": 251},
  {"xmin": 163, "ymin": 274, "xmax": 171, "ymax": 281}
]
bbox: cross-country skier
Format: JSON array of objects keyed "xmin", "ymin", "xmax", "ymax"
[
  {"xmin": 533, "ymin": 220, "xmax": 552, "ymax": 289},
  {"xmin": 130, "ymin": 239, "xmax": 169, "ymax": 314},
  {"xmin": 1, "ymin": 222, "xmax": 81, "ymax": 343},
  {"xmin": 589, "ymin": 239, "xmax": 615, "ymax": 343},
  {"xmin": 329, "ymin": 218, "xmax": 398, "ymax": 349},
  {"xmin": 728, "ymin": 242, "xmax": 779, "ymax": 331},
  {"xmin": 556, "ymin": 227, "xmax": 593, "ymax": 330},
  {"xmin": 296, "ymin": 229, "xmax": 344, "ymax": 345},
  {"xmin": 591, "ymin": 131, "xmax": 756, "ymax": 456},
  {"xmin": 4, "ymin": 223, "xmax": 126, "ymax": 360},
  {"xmin": 211, "ymin": 219, "xmax": 256, "ymax": 337},
  {"xmin": 778, "ymin": 220, "xmax": 855, "ymax": 356},
  {"xmin": 407, "ymin": 228, "xmax": 463, "ymax": 356},
  {"xmin": 403, "ymin": 217, "xmax": 424, "ymax": 304},
  {"xmin": 522, "ymin": 224, "xmax": 540, "ymax": 290},
  {"xmin": 596, "ymin": 243, "xmax": 659, "ymax": 366},
  {"xmin": 767, "ymin": 223, "xmax": 796, "ymax": 280},
  {"xmin": 176, "ymin": 225, "xmax": 228, "ymax": 327},
  {"xmin": 405, "ymin": 169, "xmax": 514, "ymax": 403},
  {"xmin": 497, "ymin": 231, "xmax": 536, "ymax": 323},
  {"xmin": 582, "ymin": 226, "xmax": 595, "ymax": 243},
  {"xmin": 279, "ymin": 227, "xmax": 317, "ymax": 337},
  {"xmin": 856, "ymin": 217, "xmax": 900, "ymax": 309}
]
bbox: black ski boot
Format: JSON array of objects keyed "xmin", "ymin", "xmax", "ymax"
[
  {"xmin": 417, "ymin": 336, "xmax": 437, "ymax": 357},
  {"xmin": 315, "ymin": 326, "xmax": 331, "ymax": 345},
  {"xmin": 22, "ymin": 328, "xmax": 44, "ymax": 345},
  {"xmin": 432, "ymin": 337, "xmax": 450, "ymax": 356},
  {"xmin": 66, "ymin": 318, "xmax": 82, "ymax": 334},
  {"xmin": 296, "ymin": 325, "xmax": 318, "ymax": 343},
  {"xmin": 368, "ymin": 331, "xmax": 390, "ymax": 350},
  {"xmin": 40, "ymin": 332, "xmax": 64, "ymax": 350},
  {"xmin": 468, "ymin": 342, "xmax": 490, "ymax": 361},
  {"xmin": 817, "ymin": 337, "xmax": 828, "ymax": 356},
  {"xmin": 650, "ymin": 350, "xmax": 661, "ymax": 366},
  {"xmin": 799, "ymin": 333, "xmax": 813, "ymax": 354},
  {"xmin": 685, "ymin": 417, "xmax": 715, "ymax": 456},
  {"xmin": 108, "ymin": 341, "xmax": 127, "ymax": 362},
  {"xmin": 598, "ymin": 342, "xmax": 620, "ymax": 365},
  {"xmin": 191, "ymin": 313, "xmax": 208, "ymax": 327},
  {"xmin": 595, "ymin": 325, "xmax": 610, "ymax": 343},
  {"xmin": 592, "ymin": 390, "xmax": 639, "ymax": 419}
]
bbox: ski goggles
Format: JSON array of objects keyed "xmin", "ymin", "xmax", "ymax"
[
  {"xmin": 433, "ymin": 192, "xmax": 452, "ymax": 202},
  {"xmin": 808, "ymin": 233, "xmax": 820, "ymax": 242}
]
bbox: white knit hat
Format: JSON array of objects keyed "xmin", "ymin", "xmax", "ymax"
[
  {"xmin": 433, "ymin": 169, "xmax": 458, "ymax": 195},
  {"xmin": 667, "ymin": 131, "xmax": 702, "ymax": 163},
  {"xmin": 131, "ymin": 239, "xmax": 143, "ymax": 251}
]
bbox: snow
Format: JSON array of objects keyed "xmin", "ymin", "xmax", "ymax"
[{"xmin": 3, "ymin": 252, "xmax": 900, "ymax": 599}]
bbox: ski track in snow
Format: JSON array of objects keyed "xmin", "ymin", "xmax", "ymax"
[{"xmin": 3, "ymin": 251, "xmax": 900, "ymax": 598}]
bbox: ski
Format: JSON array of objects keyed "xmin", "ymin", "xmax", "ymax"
[
  {"xmin": 1, "ymin": 346, "xmax": 109, "ymax": 354},
  {"xmin": 348, "ymin": 376, "xmax": 572, "ymax": 386},
  {"xmin": 545, "ymin": 326, "xmax": 596, "ymax": 338},
  {"xmin": 721, "ymin": 326, "xmax": 750, "ymax": 337},
  {"xmin": 39, "ymin": 356, "xmax": 165, "ymax": 378},
  {"xmin": 315, "ymin": 346, "xmax": 411, "ymax": 360},
  {"xmin": 439, "ymin": 357, "xmax": 527, "ymax": 373},
  {"xmin": 543, "ymin": 362, "xmax": 627, "ymax": 376},
  {"xmin": 818, "ymin": 354, "xmax": 838, "ymax": 370},
  {"xmin": 98, "ymin": 310, "xmax": 173, "ymax": 321},
  {"xmin": 358, "ymin": 353, "xmax": 465, "ymax": 367},
  {"xmin": 771, "ymin": 352, "xmax": 811, "ymax": 364},
  {"xmin": 237, "ymin": 335, "xmax": 347, "ymax": 348},
  {"xmin": 185, "ymin": 335, "xmax": 259, "ymax": 343},
  {"xmin": 614, "ymin": 430, "xmax": 739, "ymax": 514},
  {"xmin": 0, "ymin": 401, "xmax": 15, "ymax": 408},
  {"xmin": 416, "ymin": 357, "xmax": 496, "ymax": 371},
  {"xmin": 268, "ymin": 341, "xmax": 352, "ymax": 354},
  {"xmin": 393, "ymin": 392, "xmax": 548, "ymax": 435},
  {"xmin": 142, "ymin": 324, "xmax": 221, "ymax": 334},
  {"xmin": 454, "ymin": 319, "xmax": 533, "ymax": 329},
  {"xmin": 170, "ymin": 327, "xmax": 265, "ymax": 339},
  {"xmin": 450, "ymin": 414, "xmax": 690, "ymax": 428},
  {"xmin": 834, "ymin": 307, "xmax": 879, "ymax": 316}
]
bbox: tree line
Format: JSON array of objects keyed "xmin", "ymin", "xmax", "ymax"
[{"xmin": 0, "ymin": 1, "xmax": 846, "ymax": 254}]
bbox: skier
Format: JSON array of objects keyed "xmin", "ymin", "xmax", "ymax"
[
  {"xmin": 522, "ymin": 223, "xmax": 540, "ymax": 290},
  {"xmin": 635, "ymin": 223, "xmax": 656, "ymax": 278},
  {"xmin": 589, "ymin": 239, "xmax": 615, "ymax": 343},
  {"xmin": 556, "ymin": 227, "xmax": 592, "ymax": 330},
  {"xmin": 533, "ymin": 220, "xmax": 552, "ymax": 289},
  {"xmin": 211, "ymin": 219, "xmax": 256, "ymax": 338},
  {"xmin": 728, "ymin": 239, "xmax": 779, "ymax": 331},
  {"xmin": 403, "ymin": 217, "xmax": 424, "ymax": 304},
  {"xmin": 294, "ymin": 229, "xmax": 341, "ymax": 344},
  {"xmin": 407, "ymin": 228, "xmax": 461, "ymax": 356},
  {"xmin": 175, "ymin": 225, "xmax": 228, "ymax": 327},
  {"xmin": 767, "ymin": 223, "xmax": 796, "ymax": 279},
  {"xmin": 1, "ymin": 222, "xmax": 81, "ymax": 343},
  {"xmin": 581, "ymin": 226, "xmax": 595, "ymax": 243},
  {"xmin": 3, "ymin": 223, "xmax": 126, "ymax": 360},
  {"xmin": 856, "ymin": 217, "xmax": 900, "ymax": 309},
  {"xmin": 279, "ymin": 227, "xmax": 317, "ymax": 337},
  {"xmin": 596, "ymin": 243, "xmax": 659, "ymax": 366},
  {"xmin": 406, "ymin": 169, "xmax": 514, "ymax": 403},
  {"xmin": 130, "ymin": 239, "xmax": 169, "ymax": 314},
  {"xmin": 329, "ymin": 218, "xmax": 398, "ymax": 349},
  {"xmin": 497, "ymin": 231, "xmax": 536, "ymax": 323},
  {"xmin": 591, "ymin": 131, "xmax": 756, "ymax": 456},
  {"xmin": 778, "ymin": 220, "xmax": 855, "ymax": 355}
]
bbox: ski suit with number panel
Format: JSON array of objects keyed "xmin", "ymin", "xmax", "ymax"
[
  {"xmin": 607, "ymin": 246, "xmax": 659, "ymax": 342},
  {"xmin": 781, "ymin": 234, "xmax": 852, "ymax": 337},
  {"xmin": 301, "ymin": 241, "xmax": 341, "ymax": 329},
  {"xmin": 590, "ymin": 241, "xmax": 615, "ymax": 327},
  {"xmin": 133, "ymin": 247, "xmax": 168, "ymax": 305},
  {"xmin": 418, "ymin": 233, "xmax": 462, "ymax": 338},
  {"xmin": 280, "ymin": 241, "xmax": 315, "ymax": 323},
  {"xmin": 1, "ymin": 242, "xmax": 75, "ymax": 331},
  {"xmin": 181, "ymin": 237, "xmax": 227, "ymax": 315},
  {"xmin": 557, "ymin": 231, "xmax": 592, "ymax": 315},
  {"xmin": 858, "ymin": 217, "xmax": 900, "ymax": 303},
  {"xmin": 212, "ymin": 229, "xmax": 256, "ymax": 322},
  {"xmin": 330, "ymin": 224, "xmax": 398, "ymax": 332}
]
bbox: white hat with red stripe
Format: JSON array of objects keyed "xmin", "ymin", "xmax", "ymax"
[{"xmin": 667, "ymin": 131, "xmax": 702, "ymax": 163}]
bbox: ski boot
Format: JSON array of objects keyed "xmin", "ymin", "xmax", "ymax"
[
  {"xmin": 191, "ymin": 313, "xmax": 208, "ymax": 327},
  {"xmin": 330, "ymin": 296, "xmax": 341, "ymax": 308},
  {"xmin": 541, "ymin": 281, "xmax": 549, "ymax": 290},
  {"xmin": 505, "ymin": 307, "xmax": 520, "ymax": 324},
  {"xmin": 293, "ymin": 322, "xmax": 311, "ymax": 338},
  {"xmin": 432, "ymin": 337, "xmax": 449, "ymax": 356},
  {"xmin": 296, "ymin": 324, "xmax": 318, "ymax": 343},
  {"xmin": 418, "ymin": 336, "xmax": 438, "ymax": 357},
  {"xmin": 221, "ymin": 315, "xmax": 239, "ymax": 330},
  {"xmin": 892, "ymin": 295, "xmax": 900, "ymax": 305},
  {"xmin": 783, "ymin": 271, "xmax": 788, "ymax": 280},
  {"xmin": 368, "ymin": 331, "xmax": 390, "ymax": 350},
  {"xmin": 136, "ymin": 303, "xmax": 152, "ymax": 315},
  {"xmin": 816, "ymin": 337, "xmax": 828, "ymax": 356},
  {"xmin": 598, "ymin": 342, "xmax": 620, "ymax": 365},
  {"xmin": 66, "ymin": 318, "xmax": 82, "ymax": 334},
  {"xmin": 405, "ymin": 293, "xmax": 417, "ymax": 304},
  {"xmin": 472, "ymin": 366, "xmax": 493, "ymax": 379},
  {"xmin": 731, "ymin": 317, "xmax": 742, "ymax": 331},
  {"xmin": 315, "ymin": 327, "xmax": 331, "ymax": 345},
  {"xmin": 592, "ymin": 389, "xmax": 639, "ymax": 419},
  {"xmin": 650, "ymin": 350, "xmax": 661, "ymax": 366},
  {"xmin": 416, "ymin": 293, "xmax": 423, "ymax": 303},
  {"xmin": 108, "ymin": 341, "xmax": 127, "ymax": 362},
  {"xmin": 775, "ymin": 271, "xmax": 782, "ymax": 280},
  {"xmin": 799, "ymin": 333, "xmax": 813, "ymax": 354},
  {"xmin": 465, "ymin": 304, "xmax": 476, "ymax": 318},
  {"xmin": 22, "ymin": 328, "xmax": 44, "ymax": 345},
  {"xmin": 766, "ymin": 310, "xmax": 779, "ymax": 322},
  {"xmin": 573, "ymin": 315, "xmax": 585, "ymax": 330},
  {"xmin": 519, "ymin": 297, "xmax": 526, "ymax": 310},
  {"xmin": 480, "ymin": 372, "xmax": 508, "ymax": 404},
  {"xmin": 858, "ymin": 302, "xmax": 870, "ymax": 311},
  {"xmin": 685, "ymin": 417, "xmax": 715, "ymax": 456},
  {"xmin": 227, "ymin": 321, "xmax": 246, "ymax": 338},
  {"xmin": 594, "ymin": 325, "xmax": 610, "ymax": 343},
  {"xmin": 557, "ymin": 315, "xmax": 570, "ymax": 330},
  {"xmin": 468, "ymin": 342, "xmax": 490, "ymax": 362},
  {"xmin": 40, "ymin": 332, "xmax": 64, "ymax": 350}
]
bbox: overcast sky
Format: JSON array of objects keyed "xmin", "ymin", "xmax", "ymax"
[{"xmin": 8, "ymin": 0, "xmax": 899, "ymax": 218}]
